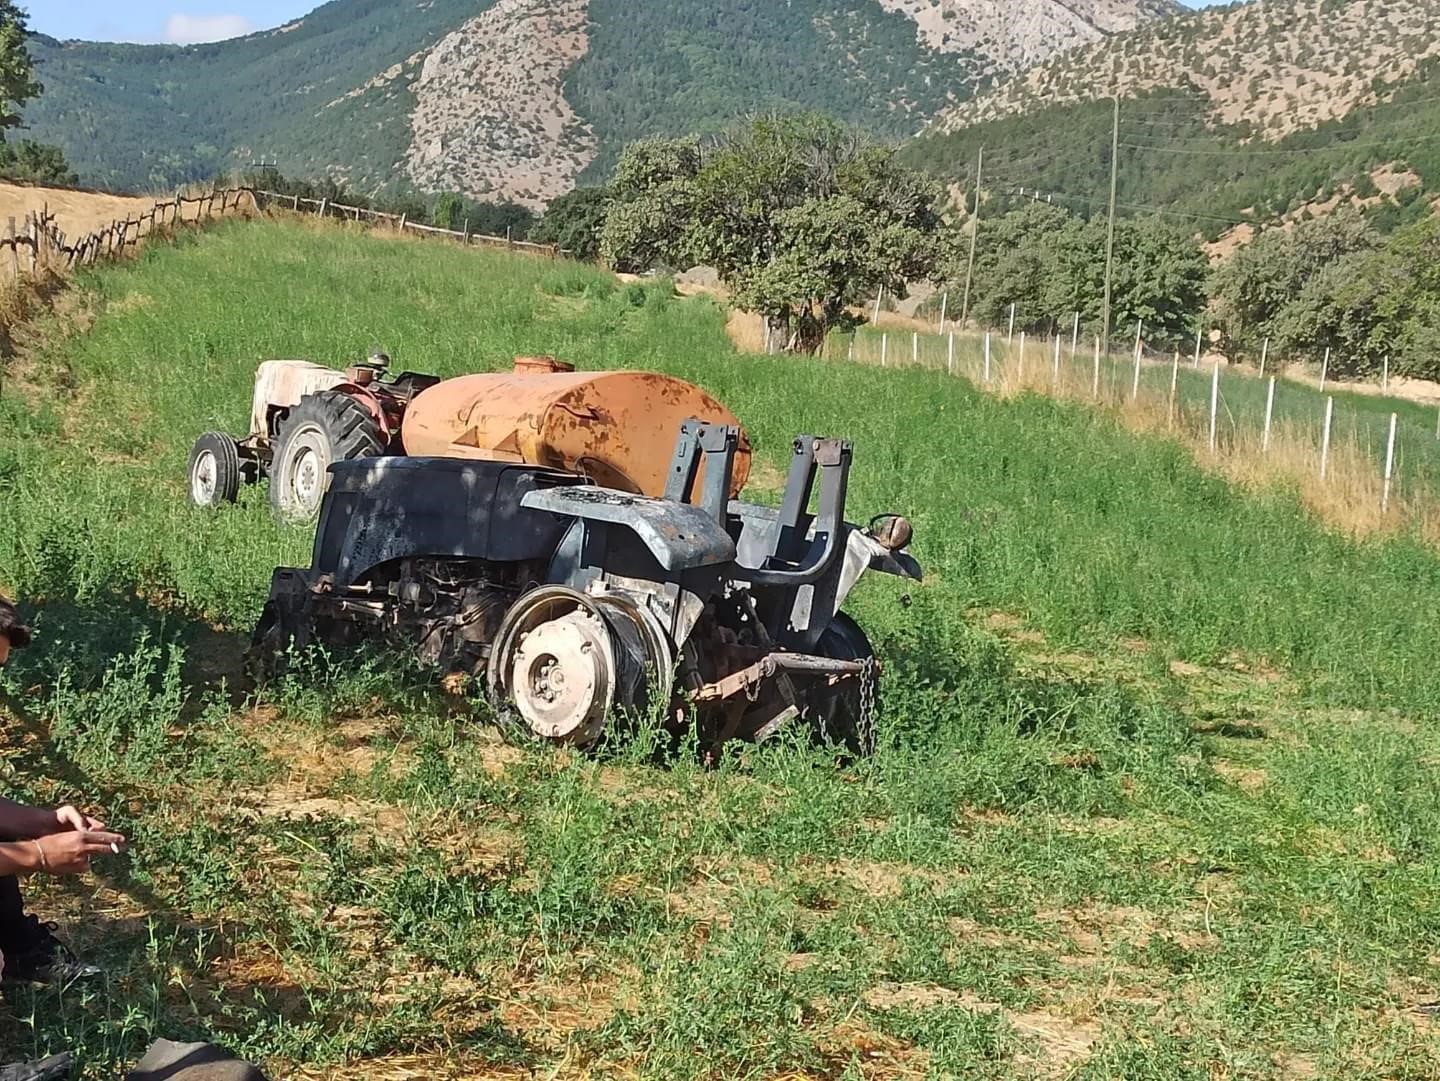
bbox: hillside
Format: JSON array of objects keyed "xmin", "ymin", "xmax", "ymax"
[
  {"xmin": 905, "ymin": 0, "xmax": 1440, "ymax": 238},
  {"xmin": 4, "ymin": 217, "xmax": 1440, "ymax": 1077},
  {"xmin": 934, "ymin": 0, "xmax": 1440, "ymax": 136},
  {"xmin": 23, "ymin": 0, "xmax": 1179, "ymax": 205}
]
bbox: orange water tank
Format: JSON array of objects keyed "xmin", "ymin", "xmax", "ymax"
[{"xmin": 400, "ymin": 357, "xmax": 753, "ymax": 498}]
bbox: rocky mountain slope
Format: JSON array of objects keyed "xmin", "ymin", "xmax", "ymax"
[
  {"xmin": 24, "ymin": 0, "xmax": 1178, "ymax": 205},
  {"xmin": 937, "ymin": 0, "xmax": 1440, "ymax": 138},
  {"xmin": 904, "ymin": 0, "xmax": 1440, "ymax": 242}
]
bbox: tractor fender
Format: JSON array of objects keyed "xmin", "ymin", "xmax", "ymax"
[{"xmin": 520, "ymin": 486, "xmax": 736, "ymax": 573}]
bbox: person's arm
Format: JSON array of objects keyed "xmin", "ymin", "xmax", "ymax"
[
  {"xmin": 0, "ymin": 830, "xmax": 126, "ymax": 876},
  {"xmin": 0, "ymin": 839, "xmax": 41, "ymax": 875},
  {"xmin": 0, "ymin": 797, "xmax": 58, "ymax": 840},
  {"xmin": 0, "ymin": 799, "xmax": 106, "ymax": 840}
]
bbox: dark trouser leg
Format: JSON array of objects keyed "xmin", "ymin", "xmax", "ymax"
[{"xmin": 0, "ymin": 872, "xmax": 28, "ymax": 956}]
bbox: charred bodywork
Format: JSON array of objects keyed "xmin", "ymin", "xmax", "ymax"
[{"xmin": 253, "ymin": 421, "xmax": 921, "ymax": 751}]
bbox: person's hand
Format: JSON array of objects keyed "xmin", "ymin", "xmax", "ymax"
[
  {"xmin": 53, "ymin": 805, "xmax": 105, "ymax": 833},
  {"xmin": 35, "ymin": 830, "xmax": 126, "ymax": 875}
]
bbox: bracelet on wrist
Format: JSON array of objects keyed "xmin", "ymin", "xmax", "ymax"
[{"xmin": 32, "ymin": 840, "xmax": 48, "ymax": 872}]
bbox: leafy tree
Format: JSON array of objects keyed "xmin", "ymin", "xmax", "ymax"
[
  {"xmin": 1211, "ymin": 210, "xmax": 1377, "ymax": 358},
  {"xmin": 531, "ymin": 187, "xmax": 610, "ymax": 260},
  {"xmin": 0, "ymin": 2, "xmax": 39, "ymax": 135},
  {"xmin": 0, "ymin": 139, "xmax": 74, "ymax": 185},
  {"xmin": 0, "ymin": 4, "xmax": 73, "ymax": 186},
  {"xmin": 600, "ymin": 137, "xmax": 702, "ymax": 274},
  {"xmin": 432, "ymin": 191, "xmax": 464, "ymax": 231},
  {"xmin": 949, "ymin": 200, "xmax": 1207, "ymax": 348},
  {"xmin": 602, "ymin": 116, "xmax": 942, "ymax": 353},
  {"xmin": 1272, "ymin": 215, "xmax": 1440, "ymax": 380}
]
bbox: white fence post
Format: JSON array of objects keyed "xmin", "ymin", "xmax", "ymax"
[
  {"xmin": 873, "ymin": 288, "xmax": 883, "ymax": 324},
  {"xmin": 1134, "ymin": 319, "xmax": 1143, "ymax": 365},
  {"xmin": 1193, "ymin": 325, "xmax": 1202, "ymax": 368},
  {"xmin": 1263, "ymin": 376, "xmax": 1276, "ymax": 453},
  {"xmin": 912, "ymin": 331, "xmax": 918, "ymax": 365},
  {"xmin": 1092, "ymin": 337, "xmax": 1101, "ymax": 399},
  {"xmin": 1382, "ymin": 354, "xmax": 1390, "ymax": 394},
  {"xmin": 1209, "ymin": 363, "xmax": 1220, "ymax": 453},
  {"xmin": 947, "ymin": 332, "xmax": 954, "ymax": 375},
  {"xmin": 881, "ymin": 333, "xmax": 888, "ymax": 367},
  {"xmin": 1168, "ymin": 351, "xmax": 1180, "ymax": 423},
  {"xmin": 1320, "ymin": 347, "xmax": 1330, "ymax": 393},
  {"xmin": 1132, "ymin": 343, "xmax": 1143, "ymax": 400},
  {"xmin": 848, "ymin": 335, "xmax": 854, "ymax": 362},
  {"xmin": 1259, "ymin": 337, "xmax": 1269, "ymax": 378},
  {"xmin": 1018, "ymin": 331, "xmax": 1026, "ymax": 381},
  {"xmin": 1007, "ymin": 303, "xmax": 1015, "ymax": 345},
  {"xmin": 1052, "ymin": 335, "xmax": 1060, "ymax": 386},
  {"xmin": 1320, "ymin": 397, "xmax": 1334, "ymax": 479},
  {"xmin": 1383, "ymin": 412, "xmax": 1398, "ymax": 513},
  {"xmin": 939, "ymin": 293, "xmax": 948, "ymax": 334},
  {"xmin": 984, "ymin": 331, "xmax": 992, "ymax": 383},
  {"xmin": 1071, "ymin": 311, "xmax": 1080, "ymax": 358}
]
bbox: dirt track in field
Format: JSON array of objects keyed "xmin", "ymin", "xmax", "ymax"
[{"xmin": 0, "ymin": 181, "xmax": 159, "ymax": 240}]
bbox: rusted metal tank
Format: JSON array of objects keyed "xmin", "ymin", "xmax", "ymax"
[{"xmin": 400, "ymin": 357, "xmax": 752, "ymax": 497}]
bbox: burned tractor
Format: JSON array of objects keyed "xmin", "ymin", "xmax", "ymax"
[{"xmin": 247, "ymin": 358, "xmax": 920, "ymax": 750}]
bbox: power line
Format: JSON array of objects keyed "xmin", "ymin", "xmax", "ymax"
[
  {"xmin": 1119, "ymin": 130, "xmax": 1440, "ymax": 155},
  {"xmin": 984, "ymin": 178, "xmax": 1256, "ymax": 227}
]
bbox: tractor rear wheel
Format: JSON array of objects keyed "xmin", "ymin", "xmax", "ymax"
[
  {"xmin": 269, "ymin": 392, "xmax": 385, "ymax": 522},
  {"xmin": 188, "ymin": 432, "xmax": 242, "ymax": 507},
  {"xmin": 810, "ymin": 614, "xmax": 880, "ymax": 755}
]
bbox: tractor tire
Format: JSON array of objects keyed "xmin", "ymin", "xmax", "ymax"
[
  {"xmin": 269, "ymin": 392, "xmax": 385, "ymax": 522},
  {"xmin": 810, "ymin": 614, "xmax": 880, "ymax": 755},
  {"xmin": 188, "ymin": 432, "xmax": 242, "ymax": 507}
]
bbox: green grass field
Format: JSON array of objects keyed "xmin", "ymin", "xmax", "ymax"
[{"xmin": 2, "ymin": 220, "xmax": 1439, "ymax": 1079}]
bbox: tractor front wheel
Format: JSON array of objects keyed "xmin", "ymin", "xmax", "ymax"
[
  {"xmin": 188, "ymin": 432, "xmax": 242, "ymax": 507},
  {"xmin": 269, "ymin": 393, "xmax": 386, "ymax": 522}
]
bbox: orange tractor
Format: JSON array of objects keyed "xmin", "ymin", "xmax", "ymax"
[{"xmin": 190, "ymin": 355, "xmax": 920, "ymax": 751}]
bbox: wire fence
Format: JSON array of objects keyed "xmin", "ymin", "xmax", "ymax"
[
  {"xmin": 250, "ymin": 190, "xmax": 566, "ymax": 257},
  {"xmin": 827, "ymin": 319, "xmax": 1440, "ymax": 525}
]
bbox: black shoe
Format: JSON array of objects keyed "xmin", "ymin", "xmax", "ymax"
[
  {"xmin": 0, "ymin": 1053, "xmax": 75, "ymax": 1081},
  {"xmin": 1, "ymin": 919, "xmax": 102, "ymax": 988}
]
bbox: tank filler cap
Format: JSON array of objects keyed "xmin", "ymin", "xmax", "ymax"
[{"xmin": 513, "ymin": 355, "xmax": 576, "ymax": 375}]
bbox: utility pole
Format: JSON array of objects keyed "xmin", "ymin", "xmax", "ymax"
[
  {"xmin": 959, "ymin": 146, "xmax": 984, "ymax": 328},
  {"xmin": 1101, "ymin": 96, "xmax": 1120, "ymax": 357}
]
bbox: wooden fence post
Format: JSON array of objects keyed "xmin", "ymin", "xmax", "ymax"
[
  {"xmin": 1007, "ymin": 302, "xmax": 1015, "ymax": 345},
  {"xmin": 318, "ymin": 198, "xmax": 329, "ymax": 219},
  {"xmin": 1092, "ymin": 337, "xmax": 1101, "ymax": 399}
]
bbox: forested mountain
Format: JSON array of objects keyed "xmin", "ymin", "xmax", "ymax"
[
  {"xmin": 22, "ymin": 0, "xmax": 1178, "ymax": 204},
  {"xmin": 906, "ymin": 0, "xmax": 1440, "ymax": 241}
]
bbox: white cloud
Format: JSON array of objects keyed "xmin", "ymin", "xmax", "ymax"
[{"xmin": 163, "ymin": 14, "xmax": 258, "ymax": 45}]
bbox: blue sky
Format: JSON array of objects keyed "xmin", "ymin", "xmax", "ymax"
[{"xmin": 27, "ymin": 1, "xmax": 1219, "ymax": 45}]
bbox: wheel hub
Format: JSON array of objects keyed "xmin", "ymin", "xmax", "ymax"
[
  {"xmin": 191, "ymin": 450, "xmax": 217, "ymax": 504},
  {"xmin": 510, "ymin": 610, "xmax": 614, "ymax": 744}
]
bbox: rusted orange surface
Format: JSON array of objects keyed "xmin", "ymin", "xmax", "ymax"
[{"xmin": 400, "ymin": 360, "xmax": 752, "ymax": 497}]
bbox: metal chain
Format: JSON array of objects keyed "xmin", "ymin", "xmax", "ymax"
[{"xmin": 858, "ymin": 656, "xmax": 878, "ymax": 753}]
